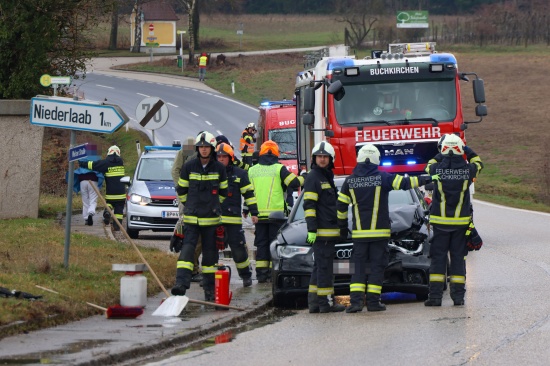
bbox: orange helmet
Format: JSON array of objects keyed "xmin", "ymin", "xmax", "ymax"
[
  {"xmin": 259, "ymin": 140, "xmax": 279, "ymax": 157},
  {"xmin": 216, "ymin": 142, "xmax": 234, "ymax": 160}
]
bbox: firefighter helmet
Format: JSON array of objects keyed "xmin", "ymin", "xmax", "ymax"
[
  {"xmin": 107, "ymin": 145, "xmax": 120, "ymax": 156},
  {"xmin": 195, "ymin": 131, "xmax": 217, "ymax": 148},
  {"xmin": 311, "ymin": 141, "xmax": 335, "ymax": 160},
  {"xmin": 437, "ymin": 134, "xmax": 446, "ymax": 152},
  {"xmin": 357, "ymin": 144, "xmax": 380, "ymax": 165},
  {"xmin": 440, "ymin": 133, "xmax": 464, "ymax": 155},
  {"xmin": 259, "ymin": 140, "xmax": 279, "ymax": 157},
  {"xmin": 247, "ymin": 122, "xmax": 257, "ymax": 131},
  {"xmin": 216, "ymin": 143, "xmax": 235, "ymax": 160}
]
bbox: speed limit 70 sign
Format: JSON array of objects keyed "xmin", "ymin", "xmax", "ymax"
[{"xmin": 136, "ymin": 97, "xmax": 169, "ymax": 130}]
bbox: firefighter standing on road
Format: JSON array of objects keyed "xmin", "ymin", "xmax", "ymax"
[
  {"xmin": 80, "ymin": 145, "xmax": 125, "ymax": 231},
  {"xmin": 216, "ymin": 142, "xmax": 258, "ymax": 287},
  {"xmin": 424, "ymin": 134, "xmax": 483, "ymax": 307},
  {"xmin": 171, "ymin": 132, "xmax": 228, "ymax": 301},
  {"xmin": 304, "ymin": 142, "xmax": 345, "ymax": 313},
  {"xmin": 248, "ymin": 140, "xmax": 304, "ymax": 283},
  {"xmin": 337, "ymin": 144, "xmax": 433, "ymax": 313},
  {"xmin": 239, "ymin": 123, "xmax": 257, "ymax": 166}
]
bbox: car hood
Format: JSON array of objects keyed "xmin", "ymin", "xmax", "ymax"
[{"xmin": 130, "ymin": 180, "xmax": 176, "ymax": 199}]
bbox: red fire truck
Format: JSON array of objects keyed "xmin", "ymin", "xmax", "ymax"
[
  {"xmin": 295, "ymin": 42, "xmax": 487, "ymax": 175},
  {"xmin": 256, "ymin": 100, "xmax": 299, "ymax": 175}
]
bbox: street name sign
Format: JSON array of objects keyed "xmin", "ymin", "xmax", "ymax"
[
  {"xmin": 30, "ymin": 96, "xmax": 129, "ymax": 134},
  {"xmin": 68, "ymin": 143, "xmax": 88, "ymax": 161}
]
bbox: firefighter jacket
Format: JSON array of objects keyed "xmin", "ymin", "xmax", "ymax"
[
  {"xmin": 248, "ymin": 154, "xmax": 303, "ymax": 221},
  {"xmin": 82, "ymin": 154, "xmax": 125, "ymax": 201},
  {"xmin": 239, "ymin": 129, "xmax": 256, "ymax": 156},
  {"xmin": 337, "ymin": 162, "xmax": 429, "ymax": 242},
  {"xmin": 176, "ymin": 154, "xmax": 228, "ymax": 226},
  {"xmin": 303, "ymin": 165, "xmax": 339, "ymax": 239},
  {"xmin": 425, "ymin": 149, "xmax": 483, "ymax": 228},
  {"xmin": 221, "ymin": 164, "xmax": 259, "ymax": 225}
]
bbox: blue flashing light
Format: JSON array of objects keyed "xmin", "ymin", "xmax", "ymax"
[
  {"xmin": 406, "ymin": 160, "xmax": 417, "ymax": 165},
  {"xmin": 144, "ymin": 146, "xmax": 180, "ymax": 152},
  {"xmin": 259, "ymin": 100, "xmax": 296, "ymax": 108},
  {"xmin": 327, "ymin": 58, "xmax": 355, "ymax": 71},
  {"xmin": 430, "ymin": 53, "xmax": 457, "ymax": 64},
  {"xmin": 382, "ymin": 161, "xmax": 392, "ymax": 166}
]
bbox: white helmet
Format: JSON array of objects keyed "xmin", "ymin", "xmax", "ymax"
[
  {"xmin": 247, "ymin": 122, "xmax": 257, "ymax": 130},
  {"xmin": 440, "ymin": 134, "xmax": 464, "ymax": 155},
  {"xmin": 195, "ymin": 131, "xmax": 217, "ymax": 148},
  {"xmin": 107, "ymin": 145, "xmax": 120, "ymax": 156},
  {"xmin": 357, "ymin": 144, "xmax": 380, "ymax": 165},
  {"xmin": 311, "ymin": 141, "xmax": 335, "ymax": 159}
]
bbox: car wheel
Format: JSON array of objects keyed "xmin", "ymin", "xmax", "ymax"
[{"xmin": 125, "ymin": 218, "xmax": 139, "ymax": 239}]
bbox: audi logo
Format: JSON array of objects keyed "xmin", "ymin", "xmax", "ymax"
[{"xmin": 335, "ymin": 248, "xmax": 353, "ymax": 259}]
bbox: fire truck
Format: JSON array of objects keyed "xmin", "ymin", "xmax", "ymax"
[
  {"xmin": 295, "ymin": 42, "xmax": 487, "ymax": 175},
  {"xmin": 256, "ymin": 99, "xmax": 299, "ymax": 175}
]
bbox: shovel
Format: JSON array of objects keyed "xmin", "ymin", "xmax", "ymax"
[{"xmin": 90, "ymin": 183, "xmax": 244, "ymax": 315}]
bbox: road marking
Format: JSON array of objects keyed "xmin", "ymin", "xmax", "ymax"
[
  {"xmin": 166, "ymin": 102, "xmax": 178, "ymax": 108},
  {"xmin": 96, "ymin": 84, "xmax": 114, "ymax": 89},
  {"xmin": 190, "ymin": 112, "xmax": 199, "ymax": 117},
  {"xmin": 216, "ymin": 130, "xmax": 223, "ymax": 135},
  {"xmin": 213, "ymin": 94, "xmax": 258, "ymax": 112},
  {"xmin": 474, "ymin": 199, "xmax": 550, "ymax": 217},
  {"xmin": 205, "ymin": 121, "xmax": 212, "ymax": 126},
  {"xmin": 137, "ymin": 93, "xmax": 150, "ymax": 97}
]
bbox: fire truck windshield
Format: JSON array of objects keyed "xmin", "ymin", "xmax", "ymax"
[
  {"xmin": 269, "ymin": 128, "xmax": 297, "ymax": 159},
  {"xmin": 334, "ymin": 80, "xmax": 456, "ymax": 125}
]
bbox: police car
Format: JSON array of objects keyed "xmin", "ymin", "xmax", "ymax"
[
  {"xmin": 121, "ymin": 146, "xmax": 180, "ymax": 239},
  {"xmin": 270, "ymin": 177, "xmax": 434, "ymax": 308}
]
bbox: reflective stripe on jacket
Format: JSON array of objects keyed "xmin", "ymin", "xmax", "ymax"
[
  {"xmin": 86, "ymin": 155, "xmax": 125, "ymax": 201},
  {"xmin": 239, "ymin": 130, "xmax": 255, "ymax": 156},
  {"xmin": 221, "ymin": 164, "xmax": 258, "ymax": 225},
  {"xmin": 303, "ymin": 166, "xmax": 339, "ymax": 239}
]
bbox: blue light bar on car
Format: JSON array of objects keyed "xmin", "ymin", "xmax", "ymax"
[
  {"xmin": 406, "ymin": 160, "xmax": 417, "ymax": 165},
  {"xmin": 382, "ymin": 162, "xmax": 392, "ymax": 166},
  {"xmin": 144, "ymin": 146, "xmax": 180, "ymax": 151}
]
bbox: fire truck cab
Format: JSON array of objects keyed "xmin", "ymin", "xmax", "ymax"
[{"xmin": 295, "ymin": 42, "xmax": 487, "ymax": 175}]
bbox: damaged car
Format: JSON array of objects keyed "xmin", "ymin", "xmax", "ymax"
[{"xmin": 270, "ymin": 177, "xmax": 435, "ymax": 308}]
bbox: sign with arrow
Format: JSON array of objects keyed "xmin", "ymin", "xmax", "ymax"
[{"xmin": 30, "ymin": 96, "xmax": 129, "ymax": 134}]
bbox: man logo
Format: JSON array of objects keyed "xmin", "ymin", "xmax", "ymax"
[{"xmin": 384, "ymin": 148, "xmax": 414, "ymax": 156}]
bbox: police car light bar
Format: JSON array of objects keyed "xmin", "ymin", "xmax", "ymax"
[{"xmin": 144, "ymin": 146, "xmax": 181, "ymax": 152}]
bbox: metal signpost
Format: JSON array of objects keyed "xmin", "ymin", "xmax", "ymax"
[
  {"xmin": 135, "ymin": 97, "xmax": 169, "ymax": 145},
  {"xmin": 40, "ymin": 74, "xmax": 72, "ymax": 96},
  {"xmin": 30, "ymin": 94, "xmax": 129, "ymax": 269},
  {"xmin": 177, "ymin": 30, "xmax": 186, "ymax": 72},
  {"xmin": 147, "ymin": 23, "xmax": 158, "ymax": 62},
  {"xmin": 237, "ymin": 23, "xmax": 244, "ymax": 51}
]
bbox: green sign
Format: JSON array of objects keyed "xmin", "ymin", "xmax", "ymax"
[
  {"xmin": 146, "ymin": 42, "xmax": 159, "ymax": 47},
  {"xmin": 396, "ymin": 11, "xmax": 429, "ymax": 29}
]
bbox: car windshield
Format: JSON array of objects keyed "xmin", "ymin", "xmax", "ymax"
[
  {"xmin": 137, "ymin": 157, "xmax": 174, "ymax": 181},
  {"xmin": 334, "ymin": 80, "xmax": 456, "ymax": 124},
  {"xmin": 269, "ymin": 128, "xmax": 297, "ymax": 159},
  {"xmin": 291, "ymin": 187, "xmax": 414, "ymax": 222}
]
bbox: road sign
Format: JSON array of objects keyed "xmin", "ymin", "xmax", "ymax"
[
  {"xmin": 146, "ymin": 42, "xmax": 159, "ymax": 47},
  {"xmin": 136, "ymin": 97, "xmax": 169, "ymax": 130},
  {"xmin": 40, "ymin": 74, "xmax": 72, "ymax": 87},
  {"xmin": 149, "ymin": 23, "xmax": 154, "ymax": 31},
  {"xmin": 69, "ymin": 143, "xmax": 88, "ymax": 161},
  {"xmin": 30, "ymin": 96, "xmax": 129, "ymax": 133}
]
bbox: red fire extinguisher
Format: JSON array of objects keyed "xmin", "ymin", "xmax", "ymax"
[{"xmin": 215, "ymin": 265, "xmax": 232, "ymax": 308}]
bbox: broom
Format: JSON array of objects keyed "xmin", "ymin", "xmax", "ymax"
[
  {"xmin": 35, "ymin": 285, "xmax": 143, "ymax": 319},
  {"xmin": 90, "ymin": 183, "xmax": 244, "ymax": 313}
]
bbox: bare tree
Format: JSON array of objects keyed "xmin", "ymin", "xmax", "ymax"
[{"xmin": 335, "ymin": 0, "xmax": 386, "ymax": 48}]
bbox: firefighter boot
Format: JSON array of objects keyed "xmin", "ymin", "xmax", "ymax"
[
  {"xmin": 203, "ymin": 273, "xmax": 215, "ymax": 302},
  {"xmin": 366, "ymin": 293, "xmax": 386, "ymax": 311},
  {"xmin": 256, "ymin": 268, "xmax": 270, "ymax": 283},
  {"xmin": 171, "ymin": 268, "xmax": 191, "ymax": 296},
  {"xmin": 239, "ymin": 266, "xmax": 253, "ymax": 287},
  {"xmin": 346, "ymin": 292, "xmax": 365, "ymax": 313},
  {"xmin": 102, "ymin": 209, "xmax": 111, "ymax": 225},
  {"xmin": 308, "ymin": 292, "xmax": 319, "ymax": 313},
  {"xmin": 319, "ymin": 295, "xmax": 346, "ymax": 313},
  {"xmin": 424, "ymin": 281, "xmax": 445, "ymax": 307},
  {"xmin": 450, "ymin": 283, "xmax": 466, "ymax": 306}
]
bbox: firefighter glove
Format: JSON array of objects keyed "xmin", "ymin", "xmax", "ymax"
[
  {"xmin": 216, "ymin": 226, "xmax": 226, "ymax": 250},
  {"xmin": 466, "ymin": 225, "xmax": 483, "ymax": 251},
  {"xmin": 169, "ymin": 235, "xmax": 183, "ymax": 253},
  {"xmin": 306, "ymin": 232, "xmax": 317, "ymax": 244},
  {"xmin": 430, "ymin": 174, "xmax": 441, "ymax": 182}
]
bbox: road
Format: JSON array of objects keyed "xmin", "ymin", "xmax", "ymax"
[{"xmin": 143, "ymin": 200, "xmax": 550, "ymax": 365}]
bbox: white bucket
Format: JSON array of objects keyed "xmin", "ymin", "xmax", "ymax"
[{"xmin": 120, "ymin": 272, "xmax": 147, "ymax": 307}]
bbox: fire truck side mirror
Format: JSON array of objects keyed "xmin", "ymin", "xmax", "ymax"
[
  {"xmin": 475, "ymin": 105, "xmax": 487, "ymax": 117},
  {"xmin": 304, "ymin": 86, "xmax": 315, "ymax": 112},
  {"xmin": 325, "ymin": 130, "xmax": 335, "ymax": 137},
  {"xmin": 327, "ymin": 80, "xmax": 345, "ymax": 101},
  {"xmin": 473, "ymin": 79, "xmax": 485, "ymax": 103},
  {"xmin": 303, "ymin": 113, "xmax": 314, "ymax": 126}
]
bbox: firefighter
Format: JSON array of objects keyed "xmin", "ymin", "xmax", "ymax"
[
  {"xmin": 216, "ymin": 142, "xmax": 259, "ymax": 287},
  {"xmin": 170, "ymin": 135, "xmax": 203, "ymax": 283},
  {"xmin": 304, "ymin": 142, "xmax": 345, "ymax": 313},
  {"xmin": 198, "ymin": 52, "xmax": 208, "ymax": 81},
  {"xmin": 79, "ymin": 145, "xmax": 125, "ymax": 231},
  {"xmin": 424, "ymin": 134, "xmax": 483, "ymax": 307},
  {"xmin": 337, "ymin": 144, "xmax": 434, "ymax": 313},
  {"xmin": 171, "ymin": 132, "xmax": 228, "ymax": 301},
  {"xmin": 248, "ymin": 140, "xmax": 304, "ymax": 283},
  {"xmin": 239, "ymin": 122, "xmax": 257, "ymax": 166}
]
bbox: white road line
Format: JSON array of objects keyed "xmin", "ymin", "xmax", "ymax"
[
  {"xmin": 137, "ymin": 93, "xmax": 149, "ymax": 97},
  {"xmin": 96, "ymin": 84, "xmax": 114, "ymax": 89},
  {"xmin": 473, "ymin": 199, "xmax": 550, "ymax": 217},
  {"xmin": 166, "ymin": 103, "xmax": 178, "ymax": 108},
  {"xmin": 190, "ymin": 112, "xmax": 199, "ymax": 117},
  {"xmin": 216, "ymin": 130, "xmax": 223, "ymax": 135},
  {"xmin": 205, "ymin": 121, "xmax": 212, "ymax": 126},
  {"xmin": 213, "ymin": 94, "xmax": 258, "ymax": 112}
]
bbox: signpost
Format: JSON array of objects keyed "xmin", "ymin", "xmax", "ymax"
[
  {"xmin": 30, "ymin": 93, "xmax": 129, "ymax": 269},
  {"xmin": 136, "ymin": 97, "xmax": 169, "ymax": 145},
  {"xmin": 40, "ymin": 74, "xmax": 72, "ymax": 96},
  {"xmin": 177, "ymin": 30, "xmax": 187, "ymax": 71},
  {"xmin": 396, "ymin": 11, "xmax": 429, "ymax": 28}
]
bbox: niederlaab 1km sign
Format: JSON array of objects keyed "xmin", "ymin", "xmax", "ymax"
[{"xmin": 30, "ymin": 96, "xmax": 129, "ymax": 134}]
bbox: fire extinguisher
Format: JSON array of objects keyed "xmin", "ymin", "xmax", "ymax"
[{"xmin": 215, "ymin": 265, "xmax": 232, "ymax": 309}]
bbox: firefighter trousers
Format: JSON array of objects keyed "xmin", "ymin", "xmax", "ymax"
[
  {"xmin": 175, "ymin": 224, "xmax": 217, "ymax": 294},
  {"xmin": 428, "ymin": 226, "xmax": 467, "ymax": 301},
  {"xmin": 224, "ymin": 224, "xmax": 251, "ymax": 279},
  {"xmin": 253, "ymin": 221, "xmax": 283, "ymax": 278},
  {"xmin": 309, "ymin": 239, "xmax": 336, "ymax": 297},
  {"xmin": 105, "ymin": 199, "xmax": 124, "ymax": 227},
  {"xmin": 349, "ymin": 239, "xmax": 388, "ymax": 305}
]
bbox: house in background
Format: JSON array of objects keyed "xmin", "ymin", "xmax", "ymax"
[{"xmin": 130, "ymin": 0, "xmax": 180, "ymax": 54}]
